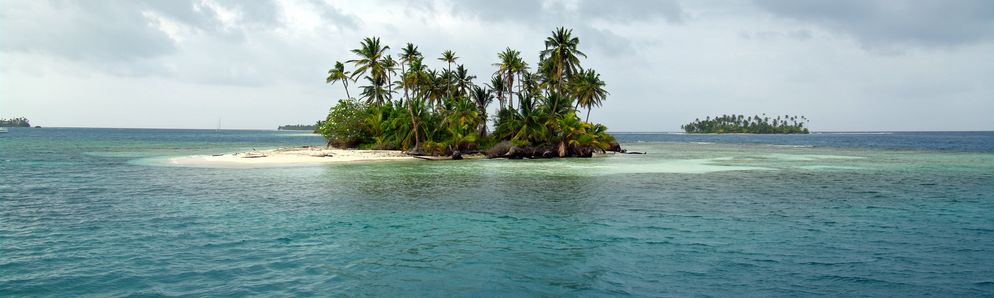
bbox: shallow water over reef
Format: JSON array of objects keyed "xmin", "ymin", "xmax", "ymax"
[{"xmin": 2, "ymin": 128, "xmax": 993, "ymax": 296}]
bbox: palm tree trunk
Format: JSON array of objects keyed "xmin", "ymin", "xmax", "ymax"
[
  {"xmin": 386, "ymin": 72, "xmax": 393, "ymax": 102},
  {"xmin": 410, "ymin": 103, "xmax": 420, "ymax": 149},
  {"xmin": 517, "ymin": 72, "xmax": 523, "ymax": 111},
  {"xmin": 406, "ymin": 91, "xmax": 420, "ymax": 152},
  {"xmin": 585, "ymin": 107, "xmax": 591, "ymax": 123},
  {"xmin": 552, "ymin": 68, "xmax": 563, "ymax": 112},
  {"xmin": 478, "ymin": 113, "xmax": 488, "ymax": 138},
  {"xmin": 343, "ymin": 81, "xmax": 351, "ymax": 99},
  {"xmin": 507, "ymin": 73, "xmax": 514, "ymax": 111},
  {"xmin": 400, "ymin": 65, "xmax": 407, "ymax": 105}
]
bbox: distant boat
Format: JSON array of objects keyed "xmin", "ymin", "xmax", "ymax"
[{"xmin": 0, "ymin": 127, "xmax": 7, "ymax": 133}]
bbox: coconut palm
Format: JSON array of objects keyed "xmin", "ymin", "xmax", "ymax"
[
  {"xmin": 540, "ymin": 27, "xmax": 586, "ymax": 110},
  {"xmin": 359, "ymin": 76, "xmax": 389, "ymax": 105},
  {"xmin": 470, "ymin": 85, "xmax": 493, "ymax": 137},
  {"xmin": 382, "ymin": 55, "xmax": 398, "ymax": 101},
  {"xmin": 494, "ymin": 48, "xmax": 524, "ymax": 110},
  {"xmin": 453, "ymin": 64, "xmax": 476, "ymax": 97},
  {"xmin": 326, "ymin": 61, "xmax": 352, "ymax": 99},
  {"xmin": 422, "ymin": 69, "xmax": 446, "ymax": 108},
  {"xmin": 487, "ymin": 75, "xmax": 506, "ymax": 108},
  {"xmin": 399, "ymin": 43, "xmax": 422, "ymax": 103},
  {"xmin": 439, "ymin": 50, "xmax": 458, "ymax": 97},
  {"xmin": 569, "ymin": 69, "xmax": 608, "ymax": 122},
  {"xmin": 512, "ymin": 95, "xmax": 548, "ymax": 144},
  {"xmin": 400, "ymin": 57, "xmax": 427, "ymax": 150},
  {"xmin": 521, "ymin": 71, "xmax": 541, "ymax": 101},
  {"xmin": 348, "ymin": 37, "xmax": 390, "ymax": 82}
]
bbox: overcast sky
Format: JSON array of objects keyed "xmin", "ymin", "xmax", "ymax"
[{"xmin": 2, "ymin": 0, "xmax": 992, "ymax": 131}]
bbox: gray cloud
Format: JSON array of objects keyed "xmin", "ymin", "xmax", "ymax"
[
  {"xmin": 439, "ymin": 0, "xmax": 684, "ymax": 57},
  {"xmin": 445, "ymin": 0, "xmax": 684, "ymax": 24},
  {"xmin": 0, "ymin": 1, "xmax": 176, "ymax": 61},
  {"xmin": 447, "ymin": 0, "xmax": 547, "ymax": 23},
  {"xmin": 578, "ymin": 0, "xmax": 684, "ymax": 23},
  {"xmin": 754, "ymin": 0, "xmax": 994, "ymax": 48}
]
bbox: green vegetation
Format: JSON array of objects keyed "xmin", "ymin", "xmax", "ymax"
[
  {"xmin": 277, "ymin": 124, "xmax": 318, "ymax": 131},
  {"xmin": 0, "ymin": 117, "xmax": 31, "ymax": 127},
  {"xmin": 682, "ymin": 114, "xmax": 809, "ymax": 134},
  {"xmin": 319, "ymin": 27, "xmax": 617, "ymax": 157}
]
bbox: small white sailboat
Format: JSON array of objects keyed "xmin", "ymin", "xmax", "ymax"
[{"xmin": 0, "ymin": 127, "xmax": 8, "ymax": 133}]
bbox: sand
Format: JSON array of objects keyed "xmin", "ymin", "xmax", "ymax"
[{"xmin": 168, "ymin": 147, "xmax": 413, "ymax": 167}]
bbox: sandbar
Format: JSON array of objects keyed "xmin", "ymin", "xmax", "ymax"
[{"xmin": 168, "ymin": 147, "xmax": 413, "ymax": 167}]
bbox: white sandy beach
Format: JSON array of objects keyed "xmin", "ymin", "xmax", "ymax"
[{"xmin": 168, "ymin": 147, "xmax": 413, "ymax": 167}]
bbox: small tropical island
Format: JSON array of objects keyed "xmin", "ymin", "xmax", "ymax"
[
  {"xmin": 0, "ymin": 117, "xmax": 32, "ymax": 127},
  {"xmin": 316, "ymin": 27, "xmax": 617, "ymax": 158},
  {"xmin": 681, "ymin": 114, "xmax": 810, "ymax": 134},
  {"xmin": 277, "ymin": 124, "xmax": 319, "ymax": 131}
]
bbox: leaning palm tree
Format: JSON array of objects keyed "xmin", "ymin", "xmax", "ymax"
[
  {"xmin": 540, "ymin": 27, "xmax": 586, "ymax": 110},
  {"xmin": 326, "ymin": 61, "xmax": 352, "ymax": 99},
  {"xmin": 570, "ymin": 69, "xmax": 608, "ymax": 122},
  {"xmin": 400, "ymin": 57, "xmax": 427, "ymax": 151},
  {"xmin": 438, "ymin": 50, "xmax": 458, "ymax": 98},
  {"xmin": 399, "ymin": 43, "xmax": 422, "ymax": 104}
]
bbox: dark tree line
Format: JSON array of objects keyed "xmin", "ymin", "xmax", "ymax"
[
  {"xmin": 0, "ymin": 117, "xmax": 31, "ymax": 127},
  {"xmin": 682, "ymin": 114, "xmax": 809, "ymax": 134},
  {"xmin": 277, "ymin": 124, "xmax": 318, "ymax": 131}
]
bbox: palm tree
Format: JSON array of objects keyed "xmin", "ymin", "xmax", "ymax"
[
  {"xmin": 453, "ymin": 64, "xmax": 476, "ymax": 97},
  {"xmin": 383, "ymin": 55, "xmax": 398, "ymax": 101},
  {"xmin": 400, "ymin": 57, "xmax": 427, "ymax": 151},
  {"xmin": 494, "ymin": 48, "xmax": 523, "ymax": 110},
  {"xmin": 348, "ymin": 37, "xmax": 390, "ymax": 105},
  {"xmin": 348, "ymin": 37, "xmax": 390, "ymax": 82},
  {"xmin": 570, "ymin": 69, "xmax": 608, "ymax": 122},
  {"xmin": 439, "ymin": 50, "xmax": 458, "ymax": 97},
  {"xmin": 540, "ymin": 27, "xmax": 586, "ymax": 110},
  {"xmin": 520, "ymin": 71, "xmax": 540, "ymax": 101},
  {"xmin": 471, "ymin": 85, "xmax": 493, "ymax": 137},
  {"xmin": 399, "ymin": 43, "xmax": 422, "ymax": 104},
  {"xmin": 359, "ymin": 76, "xmax": 389, "ymax": 105},
  {"xmin": 487, "ymin": 75, "xmax": 506, "ymax": 108},
  {"xmin": 422, "ymin": 69, "xmax": 446, "ymax": 108},
  {"xmin": 326, "ymin": 61, "xmax": 352, "ymax": 99},
  {"xmin": 513, "ymin": 95, "xmax": 547, "ymax": 144}
]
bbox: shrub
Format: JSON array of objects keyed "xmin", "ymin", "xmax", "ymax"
[{"xmin": 317, "ymin": 99, "xmax": 372, "ymax": 148}]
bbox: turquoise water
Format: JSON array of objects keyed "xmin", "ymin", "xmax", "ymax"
[{"xmin": 2, "ymin": 128, "xmax": 993, "ymax": 296}]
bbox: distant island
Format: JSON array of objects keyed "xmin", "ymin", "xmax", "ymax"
[
  {"xmin": 0, "ymin": 117, "xmax": 31, "ymax": 127},
  {"xmin": 682, "ymin": 114, "xmax": 809, "ymax": 134},
  {"xmin": 317, "ymin": 27, "xmax": 618, "ymax": 158},
  {"xmin": 277, "ymin": 124, "xmax": 318, "ymax": 131}
]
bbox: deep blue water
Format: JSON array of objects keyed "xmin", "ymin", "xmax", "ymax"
[{"xmin": 2, "ymin": 128, "xmax": 993, "ymax": 296}]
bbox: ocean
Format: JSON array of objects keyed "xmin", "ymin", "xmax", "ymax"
[{"xmin": 1, "ymin": 128, "xmax": 993, "ymax": 296}]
